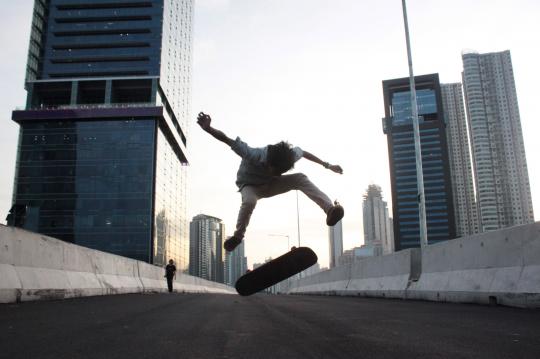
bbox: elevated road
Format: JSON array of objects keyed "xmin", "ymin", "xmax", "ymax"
[{"xmin": 1, "ymin": 294, "xmax": 539, "ymax": 358}]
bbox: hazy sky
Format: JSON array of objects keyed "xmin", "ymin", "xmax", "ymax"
[{"xmin": 1, "ymin": 0, "xmax": 539, "ymax": 269}]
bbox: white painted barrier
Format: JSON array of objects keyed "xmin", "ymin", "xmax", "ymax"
[
  {"xmin": 0, "ymin": 225, "xmax": 234, "ymax": 304},
  {"xmin": 286, "ymin": 222, "xmax": 540, "ymax": 308}
]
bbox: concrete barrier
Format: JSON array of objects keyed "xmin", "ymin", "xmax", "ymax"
[
  {"xmin": 0, "ymin": 225, "xmax": 235, "ymax": 304},
  {"xmin": 347, "ymin": 249, "xmax": 420, "ymax": 299},
  {"xmin": 287, "ymin": 248, "xmax": 420, "ymax": 298},
  {"xmin": 285, "ymin": 222, "xmax": 540, "ymax": 308},
  {"xmin": 407, "ymin": 223, "xmax": 540, "ymax": 307}
]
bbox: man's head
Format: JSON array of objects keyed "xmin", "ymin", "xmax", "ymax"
[
  {"xmin": 267, "ymin": 141, "xmax": 295, "ymax": 175},
  {"xmin": 169, "ymin": 259, "xmax": 174, "ymax": 265}
]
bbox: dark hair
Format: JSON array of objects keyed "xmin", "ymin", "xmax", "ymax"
[{"xmin": 267, "ymin": 141, "xmax": 295, "ymax": 174}]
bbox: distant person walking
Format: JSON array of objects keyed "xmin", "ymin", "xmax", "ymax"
[{"xmin": 164, "ymin": 259, "xmax": 177, "ymax": 293}]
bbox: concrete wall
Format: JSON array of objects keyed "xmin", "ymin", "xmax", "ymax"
[
  {"xmin": 407, "ymin": 223, "xmax": 540, "ymax": 307},
  {"xmin": 285, "ymin": 222, "xmax": 540, "ymax": 308},
  {"xmin": 0, "ymin": 225, "xmax": 234, "ymax": 304},
  {"xmin": 286, "ymin": 248, "xmax": 420, "ymax": 298}
]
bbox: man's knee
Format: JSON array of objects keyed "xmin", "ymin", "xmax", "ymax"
[
  {"xmin": 241, "ymin": 196, "xmax": 258, "ymax": 209},
  {"xmin": 291, "ymin": 173, "xmax": 309, "ymax": 185}
]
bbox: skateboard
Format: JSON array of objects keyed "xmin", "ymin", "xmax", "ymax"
[{"xmin": 235, "ymin": 247, "xmax": 318, "ymax": 296}]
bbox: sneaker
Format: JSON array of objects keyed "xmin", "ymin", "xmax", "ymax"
[
  {"xmin": 326, "ymin": 201, "xmax": 344, "ymax": 226},
  {"xmin": 224, "ymin": 236, "xmax": 242, "ymax": 252}
]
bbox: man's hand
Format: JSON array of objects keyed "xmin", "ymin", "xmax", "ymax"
[
  {"xmin": 328, "ymin": 164, "xmax": 343, "ymax": 174},
  {"xmin": 197, "ymin": 112, "xmax": 211, "ymax": 131},
  {"xmin": 196, "ymin": 111, "xmax": 234, "ymax": 146}
]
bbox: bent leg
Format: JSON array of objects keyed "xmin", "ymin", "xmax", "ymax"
[
  {"xmin": 264, "ymin": 173, "xmax": 333, "ymax": 213},
  {"xmin": 233, "ymin": 186, "xmax": 260, "ymax": 239}
]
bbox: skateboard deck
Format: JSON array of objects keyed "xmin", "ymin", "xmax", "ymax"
[{"xmin": 235, "ymin": 247, "xmax": 318, "ymax": 296}]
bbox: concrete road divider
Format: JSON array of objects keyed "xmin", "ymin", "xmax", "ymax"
[
  {"xmin": 407, "ymin": 223, "xmax": 540, "ymax": 307},
  {"xmin": 287, "ymin": 248, "xmax": 420, "ymax": 298},
  {"xmin": 0, "ymin": 225, "xmax": 234, "ymax": 304},
  {"xmin": 285, "ymin": 222, "xmax": 540, "ymax": 308}
]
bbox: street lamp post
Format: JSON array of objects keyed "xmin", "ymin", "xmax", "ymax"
[
  {"xmin": 296, "ymin": 190, "xmax": 301, "ymax": 247},
  {"xmin": 401, "ymin": 0, "xmax": 428, "ymax": 248}
]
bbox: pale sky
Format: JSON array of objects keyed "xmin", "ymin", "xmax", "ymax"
[{"xmin": 1, "ymin": 0, "xmax": 539, "ymax": 269}]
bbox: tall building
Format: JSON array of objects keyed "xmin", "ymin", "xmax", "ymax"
[
  {"xmin": 441, "ymin": 83, "xmax": 479, "ymax": 236},
  {"xmin": 189, "ymin": 214, "xmax": 225, "ymax": 283},
  {"xmin": 462, "ymin": 50, "xmax": 534, "ymax": 231},
  {"xmin": 224, "ymin": 240, "xmax": 247, "ymax": 286},
  {"xmin": 362, "ymin": 184, "xmax": 393, "ymax": 255},
  {"xmin": 328, "ymin": 220, "xmax": 343, "ymax": 268},
  {"xmin": 382, "ymin": 73, "xmax": 456, "ymax": 250},
  {"xmin": 10, "ymin": 0, "xmax": 194, "ymax": 269}
]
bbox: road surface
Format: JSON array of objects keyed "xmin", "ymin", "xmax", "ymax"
[{"xmin": 1, "ymin": 293, "xmax": 539, "ymax": 358}]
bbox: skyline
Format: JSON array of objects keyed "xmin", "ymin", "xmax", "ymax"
[{"xmin": 1, "ymin": 0, "xmax": 539, "ymax": 269}]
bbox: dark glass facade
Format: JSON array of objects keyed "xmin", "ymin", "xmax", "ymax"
[
  {"xmin": 17, "ymin": 119, "xmax": 155, "ymax": 261},
  {"xmin": 12, "ymin": 0, "xmax": 193, "ymax": 268},
  {"xmin": 391, "ymin": 89, "xmax": 437, "ymax": 125},
  {"xmin": 382, "ymin": 74, "xmax": 456, "ymax": 250},
  {"xmin": 41, "ymin": 0, "xmax": 163, "ymax": 79},
  {"xmin": 153, "ymin": 127, "xmax": 189, "ymax": 271}
]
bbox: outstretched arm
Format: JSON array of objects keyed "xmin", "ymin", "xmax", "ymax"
[
  {"xmin": 197, "ymin": 112, "xmax": 234, "ymax": 146},
  {"xmin": 303, "ymin": 150, "xmax": 343, "ymax": 174}
]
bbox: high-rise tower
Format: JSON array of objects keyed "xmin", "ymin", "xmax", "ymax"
[
  {"xmin": 462, "ymin": 50, "xmax": 534, "ymax": 231},
  {"xmin": 382, "ymin": 73, "xmax": 456, "ymax": 250},
  {"xmin": 224, "ymin": 241, "xmax": 247, "ymax": 286},
  {"xmin": 441, "ymin": 83, "xmax": 479, "ymax": 237},
  {"xmin": 189, "ymin": 214, "xmax": 225, "ymax": 283},
  {"xmin": 10, "ymin": 0, "xmax": 194, "ymax": 269},
  {"xmin": 362, "ymin": 184, "xmax": 393, "ymax": 255},
  {"xmin": 328, "ymin": 220, "xmax": 343, "ymax": 268}
]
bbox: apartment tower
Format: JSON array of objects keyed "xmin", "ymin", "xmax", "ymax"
[
  {"xmin": 189, "ymin": 214, "xmax": 225, "ymax": 283},
  {"xmin": 462, "ymin": 50, "xmax": 534, "ymax": 231},
  {"xmin": 441, "ymin": 83, "xmax": 479, "ymax": 236}
]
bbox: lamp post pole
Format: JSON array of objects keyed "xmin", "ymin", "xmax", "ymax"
[
  {"xmin": 296, "ymin": 190, "xmax": 301, "ymax": 247},
  {"xmin": 401, "ymin": 0, "xmax": 428, "ymax": 248}
]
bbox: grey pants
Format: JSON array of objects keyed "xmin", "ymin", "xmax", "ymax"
[{"xmin": 234, "ymin": 173, "xmax": 333, "ymax": 239}]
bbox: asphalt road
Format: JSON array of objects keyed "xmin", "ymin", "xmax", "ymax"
[{"xmin": 1, "ymin": 293, "xmax": 539, "ymax": 359}]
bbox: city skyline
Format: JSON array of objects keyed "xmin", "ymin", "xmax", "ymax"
[{"xmin": 1, "ymin": 0, "xmax": 539, "ymax": 268}]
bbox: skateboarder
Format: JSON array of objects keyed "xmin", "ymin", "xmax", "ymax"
[{"xmin": 197, "ymin": 112, "xmax": 344, "ymax": 252}]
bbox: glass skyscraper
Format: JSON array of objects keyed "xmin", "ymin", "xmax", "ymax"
[
  {"xmin": 10, "ymin": 0, "xmax": 194, "ymax": 270},
  {"xmin": 382, "ymin": 73, "xmax": 456, "ymax": 250}
]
